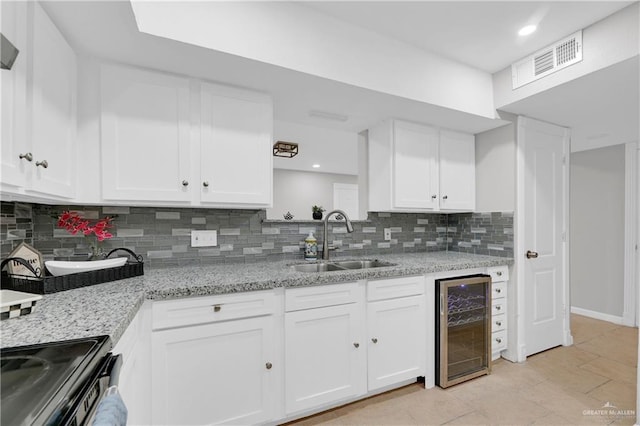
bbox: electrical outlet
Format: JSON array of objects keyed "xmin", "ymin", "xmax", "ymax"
[
  {"xmin": 191, "ymin": 230, "xmax": 217, "ymax": 247},
  {"xmin": 384, "ymin": 228, "xmax": 392, "ymax": 241}
]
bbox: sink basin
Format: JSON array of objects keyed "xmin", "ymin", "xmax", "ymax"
[{"xmin": 290, "ymin": 259, "xmax": 396, "ymax": 273}]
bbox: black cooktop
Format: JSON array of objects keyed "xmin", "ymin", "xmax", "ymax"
[{"xmin": 1, "ymin": 335, "xmax": 111, "ymax": 426}]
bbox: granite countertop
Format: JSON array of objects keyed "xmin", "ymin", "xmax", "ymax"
[{"xmin": 0, "ymin": 251, "xmax": 512, "ymax": 349}]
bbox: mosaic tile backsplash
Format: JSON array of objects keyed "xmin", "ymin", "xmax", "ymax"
[{"xmin": 1, "ymin": 202, "xmax": 513, "ymax": 267}]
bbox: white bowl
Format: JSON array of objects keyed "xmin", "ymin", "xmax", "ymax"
[{"xmin": 45, "ymin": 258, "xmax": 127, "ymax": 276}]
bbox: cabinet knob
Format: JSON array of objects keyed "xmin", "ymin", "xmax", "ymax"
[
  {"xmin": 265, "ymin": 362, "xmax": 272, "ymax": 370},
  {"xmin": 182, "ymin": 180, "xmax": 189, "ymax": 187},
  {"xmin": 353, "ymin": 342, "xmax": 360, "ymax": 348},
  {"xmin": 495, "ymin": 338, "xmax": 503, "ymax": 344},
  {"xmin": 495, "ymin": 305, "xmax": 501, "ymax": 311},
  {"xmin": 19, "ymin": 152, "xmax": 33, "ymax": 162},
  {"xmin": 371, "ymin": 338, "xmax": 378, "ymax": 344},
  {"xmin": 431, "ymin": 194, "xmax": 437, "ymax": 200},
  {"xmin": 496, "ymin": 321, "xmax": 502, "ymax": 327},
  {"xmin": 35, "ymin": 160, "xmax": 48, "ymax": 169},
  {"xmin": 442, "ymin": 195, "xmax": 448, "ymax": 200},
  {"xmin": 213, "ymin": 304, "xmax": 221, "ymax": 312},
  {"xmin": 202, "ymin": 181, "xmax": 209, "ymax": 188},
  {"xmin": 495, "ymin": 288, "xmax": 502, "ymax": 294},
  {"xmin": 496, "ymin": 271, "xmax": 503, "ymax": 276}
]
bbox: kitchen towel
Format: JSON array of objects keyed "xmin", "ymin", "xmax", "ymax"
[{"xmin": 92, "ymin": 386, "xmax": 128, "ymax": 426}]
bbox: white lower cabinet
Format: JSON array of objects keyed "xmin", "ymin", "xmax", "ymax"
[
  {"xmin": 150, "ymin": 290, "xmax": 279, "ymax": 425},
  {"xmin": 367, "ymin": 295, "xmax": 426, "ymax": 391},
  {"xmin": 284, "ymin": 284, "xmax": 366, "ymax": 415}
]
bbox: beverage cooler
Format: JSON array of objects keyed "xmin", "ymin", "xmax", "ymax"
[{"xmin": 435, "ymin": 274, "xmax": 491, "ymax": 388}]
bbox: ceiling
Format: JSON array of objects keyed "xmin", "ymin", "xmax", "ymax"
[
  {"xmin": 302, "ymin": 1, "xmax": 633, "ymax": 74},
  {"xmin": 40, "ymin": 1, "xmax": 638, "ymax": 150}
]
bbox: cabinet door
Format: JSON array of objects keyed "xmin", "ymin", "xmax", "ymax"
[
  {"xmin": 1, "ymin": 0, "xmax": 29, "ymax": 189},
  {"xmin": 393, "ymin": 121, "xmax": 439, "ymax": 210},
  {"xmin": 439, "ymin": 130, "xmax": 475, "ymax": 211},
  {"xmin": 200, "ymin": 82, "xmax": 272, "ymax": 207},
  {"xmin": 152, "ymin": 316, "xmax": 276, "ymax": 425},
  {"xmin": 367, "ymin": 295, "xmax": 426, "ymax": 391},
  {"xmin": 101, "ymin": 65, "xmax": 191, "ymax": 202},
  {"xmin": 285, "ymin": 303, "xmax": 366, "ymax": 414},
  {"xmin": 29, "ymin": 2, "xmax": 76, "ymax": 198}
]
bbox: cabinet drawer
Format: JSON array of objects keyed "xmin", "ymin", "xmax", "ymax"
[
  {"xmin": 152, "ymin": 290, "xmax": 275, "ymax": 330},
  {"xmin": 492, "ymin": 330, "xmax": 507, "ymax": 352},
  {"xmin": 491, "ymin": 299, "xmax": 506, "ymax": 316},
  {"xmin": 286, "ymin": 282, "xmax": 360, "ymax": 312},
  {"xmin": 487, "ymin": 266, "xmax": 509, "ymax": 283},
  {"xmin": 367, "ymin": 275, "xmax": 424, "ymax": 302},
  {"xmin": 491, "ymin": 282, "xmax": 507, "ymax": 300},
  {"xmin": 491, "ymin": 314, "xmax": 506, "ymax": 333}
]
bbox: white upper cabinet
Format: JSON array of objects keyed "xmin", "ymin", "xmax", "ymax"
[
  {"xmin": 199, "ymin": 82, "xmax": 273, "ymax": 207},
  {"xmin": 1, "ymin": 2, "xmax": 77, "ymax": 200},
  {"xmin": 100, "ymin": 65, "xmax": 192, "ymax": 203},
  {"xmin": 368, "ymin": 119, "xmax": 475, "ymax": 212},
  {"xmin": 100, "ymin": 65, "xmax": 273, "ymax": 207},
  {"xmin": 439, "ymin": 130, "xmax": 476, "ymax": 211}
]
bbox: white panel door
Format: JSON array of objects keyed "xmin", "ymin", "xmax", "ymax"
[
  {"xmin": 0, "ymin": 0, "xmax": 29, "ymax": 188},
  {"xmin": 29, "ymin": 2, "xmax": 76, "ymax": 198},
  {"xmin": 439, "ymin": 130, "xmax": 476, "ymax": 211},
  {"xmin": 200, "ymin": 82, "xmax": 272, "ymax": 207},
  {"xmin": 392, "ymin": 121, "xmax": 439, "ymax": 210},
  {"xmin": 101, "ymin": 65, "xmax": 191, "ymax": 202},
  {"xmin": 152, "ymin": 316, "xmax": 276, "ymax": 425},
  {"xmin": 333, "ymin": 183, "xmax": 359, "ymax": 219},
  {"xmin": 519, "ymin": 117, "xmax": 569, "ymax": 356},
  {"xmin": 285, "ymin": 303, "xmax": 366, "ymax": 414},
  {"xmin": 367, "ymin": 295, "xmax": 426, "ymax": 391}
]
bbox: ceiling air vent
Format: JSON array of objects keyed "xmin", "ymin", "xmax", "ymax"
[{"xmin": 512, "ymin": 30, "xmax": 582, "ymax": 89}]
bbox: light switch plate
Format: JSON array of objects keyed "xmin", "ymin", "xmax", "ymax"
[{"xmin": 191, "ymin": 230, "xmax": 217, "ymax": 247}]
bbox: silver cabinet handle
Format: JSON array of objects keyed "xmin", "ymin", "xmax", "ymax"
[
  {"xmin": 265, "ymin": 362, "xmax": 272, "ymax": 370},
  {"xmin": 35, "ymin": 160, "xmax": 48, "ymax": 168},
  {"xmin": 495, "ymin": 305, "xmax": 502, "ymax": 311},
  {"xmin": 442, "ymin": 195, "xmax": 448, "ymax": 200},
  {"xmin": 495, "ymin": 338, "xmax": 502, "ymax": 344},
  {"xmin": 495, "ymin": 288, "xmax": 502, "ymax": 294},
  {"xmin": 371, "ymin": 338, "xmax": 378, "ymax": 344},
  {"xmin": 202, "ymin": 181, "xmax": 209, "ymax": 187},
  {"xmin": 497, "ymin": 271, "xmax": 503, "ymax": 276},
  {"xmin": 213, "ymin": 304, "xmax": 221, "ymax": 312},
  {"xmin": 353, "ymin": 342, "xmax": 360, "ymax": 348},
  {"xmin": 182, "ymin": 180, "xmax": 189, "ymax": 186},
  {"xmin": 431, "ymin": 194, "xmax": 437, "ymax": 200},
  {"xmin": 495, "ymin": 321, "xmax": 502, "ymax": 327},
  {"xmin": 19, "ymin": 152, "xmax": 33, "ymax": 162}
]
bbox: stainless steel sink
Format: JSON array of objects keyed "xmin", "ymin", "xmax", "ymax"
[{"xmin": 290, "ymin": 259, "xmax": 396, "ymax": 273}]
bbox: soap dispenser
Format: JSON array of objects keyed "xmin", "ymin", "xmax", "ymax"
[{"xmin": 304, "ymin": 232, "xmax": 317, "ymax": 261}]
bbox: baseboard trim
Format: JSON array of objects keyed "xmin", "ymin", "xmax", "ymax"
[{"xmin": 570, "ymin": 306, "xmax": 624, "ymax": 325}]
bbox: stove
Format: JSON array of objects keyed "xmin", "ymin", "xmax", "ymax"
[{"xmin": 1, "ymin": 335, "xmax": 119, "ymax": 426}]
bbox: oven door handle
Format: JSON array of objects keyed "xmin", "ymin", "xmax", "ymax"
[{"xmin": 102, "ymin": 354, "xmax": 123, "ymax": 388}]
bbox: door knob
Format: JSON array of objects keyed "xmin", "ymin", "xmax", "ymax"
[{"xmin": 526, "ymin": 250, "xmax": 539, "ymax": 259}]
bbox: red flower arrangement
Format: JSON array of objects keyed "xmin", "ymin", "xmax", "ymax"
[{"xmin": 57, "ymin": 211, "xmax": 114, "ymax": 259}]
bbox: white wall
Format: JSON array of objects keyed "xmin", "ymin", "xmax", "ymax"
[
  {"xmin": 493, "ymin": 3, "xmax": 639, "ymax": 109},
  {"xmin": 267, "ymin": 169, "xmax": 359, "ymax": 220},
  {"xmin": 570, "ymin": 144, "xmax": 625, "ymax": 318},
  {"xmin": 131, "ymin": 1, "xmax": 495, "ymax": 119},
  {"xmin": 273, "ymin": 120, "xmax": 358, "ymax": 176},
  {"xmin": 475, "ymin": 123, "xmax": 516, "ymax": 212}
]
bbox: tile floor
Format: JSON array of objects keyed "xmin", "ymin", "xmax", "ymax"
[{"xmin": 287, "ymin": 314, "xmax": 638, "ymax": 425}]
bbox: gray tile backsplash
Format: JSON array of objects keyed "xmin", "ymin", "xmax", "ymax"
[{"xmin": 0, "ymin": 202, "xmax": 513, "ymax": 267}]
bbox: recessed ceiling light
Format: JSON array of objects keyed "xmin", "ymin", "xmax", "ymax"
[
  {"xmin": 518, "ymin": 25, "xmax": 537, "ymax": 36},
  {"xmin": 308, "ymin": 110, "xmax": 348, "ymax": 122},
  {"xmin": 312, "ymin": 164, "xmax": 320, "ymax": 168}
]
